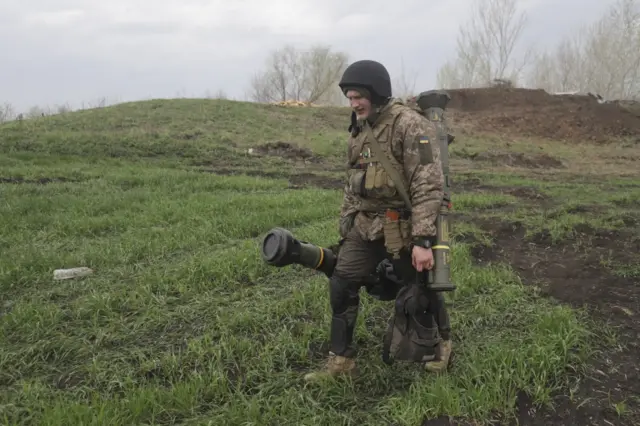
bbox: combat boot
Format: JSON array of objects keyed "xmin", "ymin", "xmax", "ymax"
[
  {"xmin": 305, "ymin": 275, "xmax": 360, "ymax": 382},
  {"xmin": 303, "ymin": 352, "xmax": 357, "ymax": 382},
  {"xmin": 425, "ymin": 339, "xmax": 453, "ymax": 373}
]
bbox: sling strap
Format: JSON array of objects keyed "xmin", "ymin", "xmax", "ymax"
[{"xmin": 362, "ymin": 121, "xmax": 413, "ymax": 211}]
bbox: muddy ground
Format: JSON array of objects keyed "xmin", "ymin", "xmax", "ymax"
[
  {"xmin": 252, "ymin": 141, "xmax": 323, "ymax": 163},
  {"xmin": 195, "ymin": 141, "xmax": 345, "ymax": 189},
  {"xmin": 0, "ymin": 176, "xmax": 76, "ymax": 184},
  {"xmin": 203, "ymin": 166, "xmax": 344, "ymax": 190},
  {"xmin": 457, "ymin": 179, "xmax": 640, "ymax": 426},
  {"xmin": 455, "ymin": 151, "xmax": 566, "ymax": 169}
]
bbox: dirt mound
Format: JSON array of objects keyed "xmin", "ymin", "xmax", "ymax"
[
  {"xmin": 612, "ymin": 100, "xmax": 640, "ymax": 118},
  {"xmin": 447, "ymin": 87, "xmax": 640, "ymax": 143},
  {"xmin": 252, "ymin": 142, "xmax": 321, "ymax": 162}
]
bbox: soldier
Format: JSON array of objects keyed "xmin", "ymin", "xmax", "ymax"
[{"xmin": 304, "ymin": 60, "xmax": 453, "ymax": 382}]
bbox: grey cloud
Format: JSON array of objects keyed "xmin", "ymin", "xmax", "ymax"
[
  {"xmin": 105, "ymin": 21, "xmax": 186, "ymax": 36},
  {"xmin": 0, "ymin": 0, "xmax": 621, "ymax": 112}
]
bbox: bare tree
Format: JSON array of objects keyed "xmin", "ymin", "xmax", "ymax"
[
  {"xmin": 554, "ymin": 37, "xmax": 586, "ymax": 91},
  {"xmin": 55, "ymin": 103, "xmax": 73, "ymax": 114},
  {"xmin": 80, "ymin": 97, "xmax": 110, "ymax": 109},
  {"xmin": 26, "ymin": 105, "xmax": 47, "ymax": 118},
  {"xmin": 526, "ymin": 0, "xmax": 640, "ymax": 99},
  {"xmin": 0, "ymin": 103, "xmax": 15, "ymax": 123},
  {"xmin": 583, "ymin": 0, "xmax": 640, "ymax": 99},
  {"xmin": 249, "ymin": 44, "xmax": 349, "ymax": 104},
  {"xmin": 392, "ymin": 57, "xmax": 418, "ymax": 99},
  {"xmin": 205, "ymin": 89, "xmax": 229, "ymax": 100},
  {"xmin": 526, "ymin": 51, "xmax": 555, "ymax": 90},
  {"xmin": 436, "ymin": 0, "xmax": 531, "ymax": 88}
]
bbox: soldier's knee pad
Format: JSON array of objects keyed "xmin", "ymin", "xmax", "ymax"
[{"xmin": 329, "ymin": 275, "xmax": 359, "ymax": 314}]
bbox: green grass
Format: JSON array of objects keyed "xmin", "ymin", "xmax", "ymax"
[
  {"xmin": 0, "ymin": 99, "xmax": 349, "ymax": 160},
  {"xmin": 0, "ymin": 158, "xmax": 590, "ymax": 425},
  {"xmin": 452, "ymin": 169, "xmax": 640, "ymax": 242},
  {"xmin": 0, "ymin": 97, "xmax": 632, "ymax": 425}
]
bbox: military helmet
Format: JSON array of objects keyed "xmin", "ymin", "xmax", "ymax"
[{"xmin": 338, "ymin": 60, "xmax": 392, "ymax": 102}]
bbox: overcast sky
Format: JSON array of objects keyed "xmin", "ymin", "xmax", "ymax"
[{"xmin": 1, "ymin": 0, "xmax": 616, "ymax": 112}]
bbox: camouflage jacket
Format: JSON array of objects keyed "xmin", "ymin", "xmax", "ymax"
[{"xmin": 340, "ymin": 98, "xmax": 444, "ymax": 241}]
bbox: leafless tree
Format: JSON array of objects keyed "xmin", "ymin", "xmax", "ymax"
[
  {"xmin": 436, "ymin": 0, "xmax": 531, "ymax": 88},
  {"xmin": 527, "ymin": 0, "xmax": 639, "ymax": 100},
  {"xmin": 24, "ymin": 106, "xmax": 46, "ymax": 118},
  {"xmin": 0, "ymin": 102, "xmax": 15, "ymax": 123},
  {"xmin": 249, "ymin": 44, "xmax": 349, "ymax": 104},
  {"xmin": 205, "ymin": 89, "xmax": 229, "ymax": 100},
  {"xmin": 584, "ymin": 0, "xmax": 640, "ymax": 99},
  {"xmin": 526, "ymin": 51, "xmax": 556, "ymax": 91},
  {"xmin": 527, "ymin": 34, "xmax": 589, "ymax": 93},
  {"xmin": 55, "ymin": 103, "xmax": 73, "ymax": 114},
  {"xmin": 554, "ymin": 37, "xmax": 586, "ymax": 91},
  {"xmin": 80, "ymin": 97, "xmax": 110, "ymax": 109},
  {"xmin": 392, "ymin": 58, "xmax": 419, "ymax": 99}
]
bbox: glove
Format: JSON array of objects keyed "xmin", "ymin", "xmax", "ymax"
[
  {"xmin": 376, "ymin": 259, "xmax": 402, "ymax": 285},
  {"xmin": 367, "ymin": 258, "xmax": 403, "ymax": 301}
]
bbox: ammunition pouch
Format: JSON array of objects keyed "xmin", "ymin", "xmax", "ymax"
[
  {"xmin": 363, "ymin": 162, "xmax": 398, "ymax": 198},
  {"xmin": 382, "ymin": 209, "xmax": 412, "ymax": 256},
  {"xmin": 347, "ymin": 167, "xmax": 366, "ymax": 196},
  {"xmin": 348, "ymin": 162, "xmax": 399, "ymax": 200}
]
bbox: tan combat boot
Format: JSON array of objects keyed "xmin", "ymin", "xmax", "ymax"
[
  {"xmin": 425, "ymin": 340, "xmax": 453, "ymax": 373},
  {"xmin": 303, "ymin": 352, "xmax": 357, "ymax": 382}
]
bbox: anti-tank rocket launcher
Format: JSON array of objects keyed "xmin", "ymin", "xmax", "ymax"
[
  {"xmin": 261, "ymin": 227, "xmax": 338, "ymax": 279},
  {"xmin": 413, "ymin": 89, "xmax": 455, "ymax": 292},
  {"xmin": 260, "ymin": 227, "xmax": 403, "ymax": 301}
]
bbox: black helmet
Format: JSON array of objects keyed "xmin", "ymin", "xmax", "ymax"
[{"xmin": 338, "ymin": 60, "xmax": 392, "ymax": 102}]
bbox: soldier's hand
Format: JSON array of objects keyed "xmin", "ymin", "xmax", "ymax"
[{"xmin": 412, "ymin": 246, "xmax": 434, "ymax": 271}]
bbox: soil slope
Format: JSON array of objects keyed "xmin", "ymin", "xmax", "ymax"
[{"xmin": 446, "ymin": 87, "xmax": 640, "ymax": 143}]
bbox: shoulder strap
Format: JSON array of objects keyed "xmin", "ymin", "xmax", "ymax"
[
  {"xmin": 362, "ymin": 121, "xmax": 412, "ymax": 211},
  {"xmin": 348, "ymin": 112, "xmax": 366, "ymax": 165}
]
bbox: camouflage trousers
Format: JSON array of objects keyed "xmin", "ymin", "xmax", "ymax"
[{"xmin": 328, "ymin": 227, "xmax": 451, "ymax": 358}]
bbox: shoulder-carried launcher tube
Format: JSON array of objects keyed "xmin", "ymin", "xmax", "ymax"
[{"xmin": 416, "ymin": 90, "xmax": 455, "ymax": 292}]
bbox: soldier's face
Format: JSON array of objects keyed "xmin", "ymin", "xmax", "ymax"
[{"xmin": 346, "ymin": 90, "xmax": 372, "ymax": 119}]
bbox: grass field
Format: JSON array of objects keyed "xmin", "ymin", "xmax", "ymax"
[{"xmin": 1, "ymin": 98, "xmax": 639, "ymax": 425}]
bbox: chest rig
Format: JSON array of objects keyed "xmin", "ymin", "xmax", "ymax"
[
  {"xmin": 346, "ymin": 101, "xmax": 413, "ymax": 257},
  {"xmin": 346, "ymin": 102, "xmax": 408, "ymax": 211}
]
